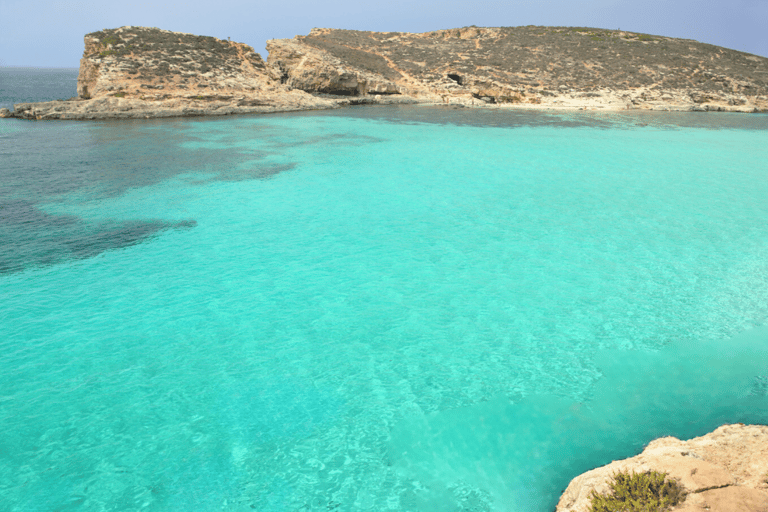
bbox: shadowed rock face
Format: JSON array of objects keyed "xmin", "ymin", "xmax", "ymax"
[{"xmin": 267, "ymin": 26, "xmax": 768, "ymax": 112}]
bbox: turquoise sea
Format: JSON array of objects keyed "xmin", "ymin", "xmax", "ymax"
[{"xmin": 1, "ymin": 70, "xmax": 768, "ymax": 511}]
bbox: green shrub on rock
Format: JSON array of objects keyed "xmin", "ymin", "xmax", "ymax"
[{"xmin": 589, "ymin": 470, "xmax": 686, "ymax": 512}]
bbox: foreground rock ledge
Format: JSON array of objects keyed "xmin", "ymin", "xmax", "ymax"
[
  {"xmin": 556, "ymin": 424, "xmax": 768, "ymax": 512},
  {"xmin": 5, "ymin": 25, "xmax": 768, "ymax": 120}
]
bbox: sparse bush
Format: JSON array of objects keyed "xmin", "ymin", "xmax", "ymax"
[
  {"xmin": 589, "ymin": 470, "xmax": 686, "ymax": 512},
  {"xmin": 101, "ymin": 35, "xmax": 120, "ymax": 46},
  {"xmin": 638, "ymin": 35, "xmax": 654, "ymax": 42},
  {"xmin": 498, "ymin": 94, "xmax": 522, "ymax": 103}
]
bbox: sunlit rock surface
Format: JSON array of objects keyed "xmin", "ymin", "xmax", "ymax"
[
  {"xmin": 7, "ymin": 25, "xmax": 768, "ymax": 119},
  {"xmin": 556, "ymin": 424, "xmax": 768, "ymax": 512},
  {"xmin": 9, "ymin": 27, "xmax": 338, "ymax": 120},
  {"xmin": 268, "ymin": 26, "xmax": 768, "ymax": 112}
]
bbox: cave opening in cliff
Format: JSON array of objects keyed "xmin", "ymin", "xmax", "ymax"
[
  {"xmin": 447, "ymin": 73, "xmax": 463, "ymax": 85},
  {"xmin": 319, "ymin": 88, "xmax": 358, "ymax": 96}
]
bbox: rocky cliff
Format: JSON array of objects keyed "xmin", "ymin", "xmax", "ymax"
[
  {"xmin": 4, "ymin": 25, "xmax": 768, "ymax": 120},
  {"xmin": 5, "ymin": 27, "xmax": 342, "ymax": 120},
  {"xmin": 556, "ymin": 424, "xmax": 768, "ymax": 512},
  {"xmin": 267, "ymin": 26, "xmax": 768, "ymax": 112}
]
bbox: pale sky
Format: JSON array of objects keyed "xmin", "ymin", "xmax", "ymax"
[{"xmin": 1, "ymin": 0, "xmax": 766, "ymax": 67}]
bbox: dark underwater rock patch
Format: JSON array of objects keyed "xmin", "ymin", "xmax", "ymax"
[{"xmin": 0, "ymin": 201, "xmax": 197, "ymax": 274}]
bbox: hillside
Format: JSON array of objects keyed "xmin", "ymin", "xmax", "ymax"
[
  {"xmin": 3, "ymin": 25, "xmax": 767, "ymax": 119},
  {"xmin": 268, "ymin": 26, "xmax": 768, "ymax": 111}
]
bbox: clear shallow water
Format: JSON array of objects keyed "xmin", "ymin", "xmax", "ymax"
[{"xmin": 1, "ymin": 105, "xmax": 768, "ymax": 511}]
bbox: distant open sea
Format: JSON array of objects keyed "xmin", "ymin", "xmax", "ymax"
[
  {"xmin": 1, "ymin": 67, "xmax": 767, "ymax": 511},
  {"xmin": 0, "ymin": 67, "xmax": 79, "ymax": 109}
]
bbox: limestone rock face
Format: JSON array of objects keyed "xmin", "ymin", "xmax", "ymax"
[
  {"xmin": 9, "ymin": 26, "xmax": 340, "ymax": 120},
  {"xmin": 7, "ymin": 25, "xmax": 768, "ymax": 119},
  {"xmin": 267, "ymin": 26, "xmax": 768, "ymax": 112},
  {"xmin": 267, "ymin": 37, "xmax": 402, "ymax": 96},
  {"xmin": 74, "ymin": 26, "xmax": 274, "ymax": 101},
  {"xmin": 556, "ymin": 424, "xmax": 768, "ymax": 512}
]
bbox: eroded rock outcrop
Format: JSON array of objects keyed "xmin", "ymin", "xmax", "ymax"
[
  {"xmin": 267, "ymin": 26, "xmax": 768, "ymax": 112},
  {"xmin": 8, "ymin": 27, "xmax": 340, "ymax": 120},
  {"xmin": 6, "ymin": 25, "xmax": 768, "ymax": 119},
  {"xmin": 556, "ymin": 424, "xmax": 768, "ymax": 512}
]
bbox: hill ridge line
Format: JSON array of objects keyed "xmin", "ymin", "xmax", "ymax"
[{"xmin": 3, "ymin": 25, "xmax": 766, "ymax": 120}]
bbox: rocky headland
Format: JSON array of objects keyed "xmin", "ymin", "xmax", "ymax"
[
  {"xmin": 2, "ymin": 25, "xmax": 768, "ymax": 119},
  {"xmin": 3, "ymin": 27, "xmax": 340, "ymax": 120},
  {"xmin": 556, "ymin": 424, "xmax": 768, "ymax": 512}
]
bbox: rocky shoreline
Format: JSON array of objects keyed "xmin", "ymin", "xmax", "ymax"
[
  {"xmin": 556, "ymin": 424, "xmax": 768, "ymax": 512},
  {"xmin": 269, "ymin": 26, "xmax": 768, "ymax": 113},
  {"xmin": 2, "ymin": 25, "xmax": 767, "ymax": 120}
]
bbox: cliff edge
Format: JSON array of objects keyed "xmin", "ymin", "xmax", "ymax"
[{"xmin": 556, "ymin": 424, "xmax": 768, "ymax": 512}]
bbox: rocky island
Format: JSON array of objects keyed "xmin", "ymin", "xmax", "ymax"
[
  {"xmin": 3, "ymin": 25, "xmax": 768, "ymax": 119},
  {"xmin": 2, "ymin": 27, "xmax": 337, "ymax": 120},
  {"xmin": 269, "ymin": 26, "xmax": 768, "ymax": 112}
]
